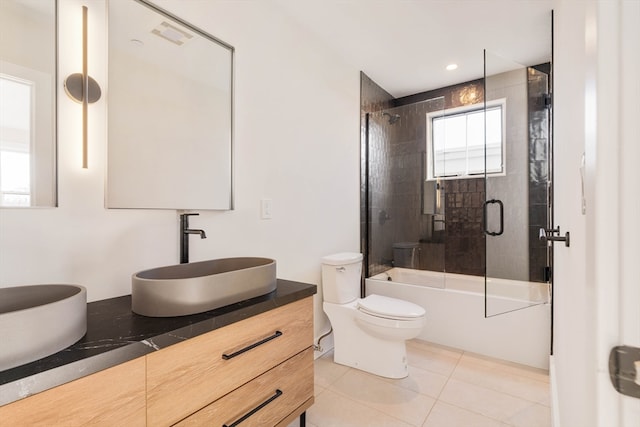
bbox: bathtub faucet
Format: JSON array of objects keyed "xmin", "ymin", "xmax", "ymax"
[
  {"xmin": 180, "ymin": 213, "xmax": 207, "ymax": 264},
  {"xmin": 539, "ymin": 227, "xmax": 570, "ymax": 247}
]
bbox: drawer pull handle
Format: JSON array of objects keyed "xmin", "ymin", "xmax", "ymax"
[
  {"xmin": 221, "ymin": 331, "xmax": 283, "ymax": 360},
  {"xmin": 222, "ymin": 389, "xmax": 283, "ymax": 427}
]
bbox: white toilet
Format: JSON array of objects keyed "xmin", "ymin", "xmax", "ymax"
[{"xmin": 321, "ymin": 252, "xmax": 426, "ymax": 379}]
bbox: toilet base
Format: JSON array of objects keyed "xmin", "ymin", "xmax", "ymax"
[
  {"xmin": 333, "ymin": 335, "xmax": 409, "ymax": 379},
  {"xmin": 324, "ymin": 301, "xmax": 410, "ymax": 379}
]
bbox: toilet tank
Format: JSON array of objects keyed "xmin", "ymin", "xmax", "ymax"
[{"xmin": 321, "ymin": 252, "xmax": 363, "ymax": 304}]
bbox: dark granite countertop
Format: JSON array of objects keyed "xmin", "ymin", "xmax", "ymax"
[{"xmin": 0, "ymin": 279, "xmax": 316, "ymax": 406}]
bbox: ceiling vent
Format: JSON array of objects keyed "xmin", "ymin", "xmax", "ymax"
[{"xmin": 151, "ymin": 21, "xmax": 193, "ymax": 46}]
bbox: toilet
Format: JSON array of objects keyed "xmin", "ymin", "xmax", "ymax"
[{"xmin": 321, "ymin": 252, "xmax": 426, "ymax": 379}]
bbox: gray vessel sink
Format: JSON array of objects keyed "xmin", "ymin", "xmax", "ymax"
[
  {"xmin": 131, "ymin": 257, "xmax": 277, "ymax": 317},
  {"xmin": 0, "ymin": 285, "xmax": 87, "ymax": 371}
]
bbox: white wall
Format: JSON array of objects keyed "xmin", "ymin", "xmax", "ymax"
[
  {"xmin": 552, "ymin": 1, "xmax": 595, "ymax": 424},
  {"xmin": 552, "ymin": 0, "xmax": 640, "ymax": 426},
  {"xmin": 0, "ymin": 0, "xmax": 360, "ymax": 345}
]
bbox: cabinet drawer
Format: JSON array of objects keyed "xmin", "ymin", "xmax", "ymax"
[
  {"xmin": 0, "ymin": 357, "xmax": 146, "ymax": 427},
  {"xmin": 175, "ymin": 347, "xmax": 314, "ymax": 426},
  {"xmin": 147, "ymin": 297, "xmax": 313, "ymax": 426}
]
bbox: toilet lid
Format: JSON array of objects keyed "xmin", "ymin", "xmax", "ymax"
[
  {"xmin": 357, "ymin": 294, "xmax": 425, "ymax": 320},
  {"xmin": 321, "ymin": 252, "xmax": 363, "ymax": 265}
]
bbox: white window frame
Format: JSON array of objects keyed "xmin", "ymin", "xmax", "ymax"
[{"xmin": 426, "ymin": 98, "xmax": 506, "ymax": 181}]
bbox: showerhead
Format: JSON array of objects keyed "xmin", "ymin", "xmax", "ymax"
[{"xmin": 382, "ymin": 112, "xmax": 401, "ymax": 124}]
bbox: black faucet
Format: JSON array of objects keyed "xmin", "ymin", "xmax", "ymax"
[{"xmin": 180, "ymin": 213, "xmax": 207, "ymax": 264}]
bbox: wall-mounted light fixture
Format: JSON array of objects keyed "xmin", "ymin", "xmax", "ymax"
[{"xmin": 64, "ymin": 6, "xmax": 101, "ymax": 169}]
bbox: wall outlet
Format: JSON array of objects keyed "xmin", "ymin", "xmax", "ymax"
[{"xmin": 260, "ymin": 199, "xmax": 272, "ymax": 219}]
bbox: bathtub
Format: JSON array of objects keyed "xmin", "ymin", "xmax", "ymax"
[{"xmin": 366, "ymin": 268, "xmax": 551, "ymax": 370}]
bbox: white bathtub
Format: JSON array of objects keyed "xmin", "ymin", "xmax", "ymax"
[{"xmin": 366, "ymin": 268, "xmax": 551, "ymax": 370}]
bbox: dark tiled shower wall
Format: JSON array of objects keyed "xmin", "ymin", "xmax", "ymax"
[
  {"xmin": 369, "ymin": 98, "xmax": 443, "ymax": 276},
  {"xmin": 527, "ymin": 68, "xmax": 550, "ymax": 282},
  {"xmin": 362, "ymin": 72, "xmax": 550, "ymax": 280},
  {"xmin": 411, "ymin": 81, "xmax": 488, "ymax": 277},
  {"xmin": 362, "ymin": 77, "xmax": 487, "ymax": 277},
  {"xmin": 443, "ymin": 178, "xmax": 486, "ymax": 276},
  {"xmin": 360, "ymin": 72, "xmax": 395, "ymax": 278}
]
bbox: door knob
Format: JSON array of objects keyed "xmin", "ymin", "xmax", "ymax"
[{"xmin": 609, "ymin": 345, "xmax": 640, "ymax": 399}]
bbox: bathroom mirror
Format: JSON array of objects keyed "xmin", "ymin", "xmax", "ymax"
[
  {"xmin": 106, "ymin": 0, "xmax": 233, "ymax": 210},
  {"xmin": 0, "ymin": 0, "xmax": 57, "ymax": 208}
]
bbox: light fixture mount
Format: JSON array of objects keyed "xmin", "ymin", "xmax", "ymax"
[
  {"xmin": 64, "ymin": 73, "xmax": 102, "ymax": 104},
  {"xmin": 63, "ymin": 6, "xmax": 101, "ymax": 169}
]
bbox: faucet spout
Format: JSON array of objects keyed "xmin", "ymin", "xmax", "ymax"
[
  {"xmin": 180, "ymin": 213, "xmax": 206, "ymax": 264},
  {"xmin": 184, "ymin": 229, "xmax": 207, "ymax": 239}
]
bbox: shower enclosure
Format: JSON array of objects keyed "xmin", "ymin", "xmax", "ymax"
[{"xmin": 362, "ymin": 50, "xmax": 553, "ymax": 320}]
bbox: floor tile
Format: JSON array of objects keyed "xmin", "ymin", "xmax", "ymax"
[
  {"xmin": 505, "ymin": 402, "xmax": 552, "ymax": 427},
  {"xmin": 452, "ymin": 354, "xmax": 550, "ymax": 405},
  {"xmin": 408, "ymin": 340, "xmax": 465, "ymax": 359},
  {"xmin": 287, "ymin": 418, "xmax": 318, "ymax": 427},
  {"xmin": 307, "ymin": 389, "xmax": 413, "ymax": 427},
  {"xmin": 438, "ymin": 378, "xmax": 535, "ymax": 422},
  {"xmin": 307, "ymin": 341, "xmax": 551, "ymax": 427},
  {"xmin": 422, "ymin": 401, "xmax": 508, "ymax": 427},
  {"xmin": 382, "ymin": 365, "xmax": 449, "ymax": 399},
  {"xmin": 314, "ymin": 383, "xmax": 326, "ymax": 397},
  {"xmin": 460, "ymin": 352, "xmax": 550, "ymax": 383},
  {"xmin": 328, "ymin": 368, "xmax": 436, "ymax": 426},
  {"xmin": 406, "ymin": 340, "xmax": 462, "ymax": 377},
  {"xmin": 313, "ymin": 350, "xmax": 350, "ymax": 389}
]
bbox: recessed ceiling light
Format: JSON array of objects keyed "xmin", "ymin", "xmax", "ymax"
[{"xmin": 446, "ymin": 63, "xmax": 458, "ymax": 71}]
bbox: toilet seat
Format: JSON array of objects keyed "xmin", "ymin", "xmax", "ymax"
[{"xmin": 357, "ymin": 294, "xmax": 425, "ymax": 320}]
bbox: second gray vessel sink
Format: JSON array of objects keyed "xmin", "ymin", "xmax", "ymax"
[
  {"xmin": 131, "ymin": 257, "xmax": 277, "ymax": 317},
  {"xmin": 0, "ymin": 284, "xmax": 87, "ymax": 371}
]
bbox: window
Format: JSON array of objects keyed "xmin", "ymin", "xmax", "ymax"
[
  {"xmin": 0, "ymin": 75, "xmax": 33, "ymax": 207},
  {"xmin": 426, "ymin": 99, "xmax": 505, "ymax": 180}
]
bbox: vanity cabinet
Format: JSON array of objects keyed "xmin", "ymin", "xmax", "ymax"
[
  {"xmin": 0, "ymin": 296, "xmax": 314, "ymax": 426},
  {"xmin": 0, "ymin": 358, "xmax": 147, "ymax": 426},
  {"xmin": 147, "ymin": 296, "xmax": 314, "ymax": 426},
  {"xmin": 174, "ymin": 347, "xmax": 313, "ymax": 426}
]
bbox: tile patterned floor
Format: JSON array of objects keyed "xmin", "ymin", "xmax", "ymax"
[{"xmin": 289, "ymin": 340, "xmax": 551, "ymax": 427}]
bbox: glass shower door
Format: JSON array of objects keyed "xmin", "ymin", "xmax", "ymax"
[
  {"xmin": 365, "ymin": 97, "xmax": 445, "ymax": 281},
  {"xmin": 483, "ymin": 50, "xmax": 551, "ymax": 317}
]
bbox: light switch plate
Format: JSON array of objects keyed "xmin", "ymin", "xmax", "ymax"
[{"xmin": 260, "ymin": 199, "xmax": 272, "ymax": 219}]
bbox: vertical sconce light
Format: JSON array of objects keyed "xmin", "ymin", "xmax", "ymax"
[{"xmin": 64, "ymin": 6, "xmax": 102, "ymax": 169}]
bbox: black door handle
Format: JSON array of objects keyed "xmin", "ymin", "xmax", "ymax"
[{"xmin": 483, "ymin": 199, "xmax": 504, "ymax": 236}]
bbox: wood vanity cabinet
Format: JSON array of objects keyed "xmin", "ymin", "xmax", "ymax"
[
  {"xmin": 146, "ymin": 297, "xmax": 314, "ymax": 426},
  {"xmin": 0, "ymin": 357, "xmax": 147, "ymax": 426},
  {"xmin": 174, "ymin": 347, "xmax": 314, "ymax": 426},
  {"xmin": 0, "ymin": 296, "xmax": 314, "ymax": 426}
]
